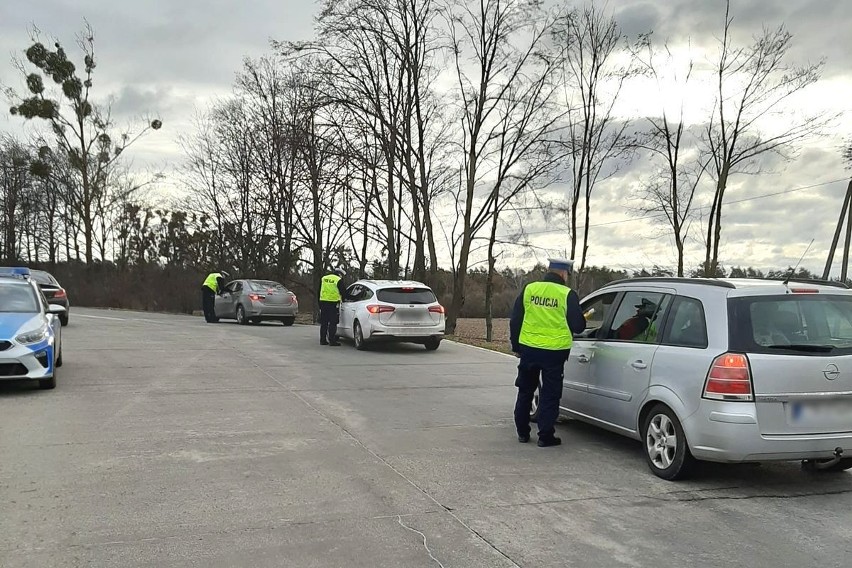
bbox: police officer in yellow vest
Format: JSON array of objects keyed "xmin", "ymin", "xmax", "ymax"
[
  {"xmin": 509, "ymin": 258, "xmax": 586, "ymax": 447},
  {"xmin": 317, "ymin": 268, "xmax": 346, "ymax": 346},
  {"xmin": 201, "ymin": 270, "xmax": 230, "ymax": 323}
]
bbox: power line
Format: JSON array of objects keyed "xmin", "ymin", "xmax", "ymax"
[{"xmin": 496, "ymin": 177, "xmax": 849, "ymax": 239}]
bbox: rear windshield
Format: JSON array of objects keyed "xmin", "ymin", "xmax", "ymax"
[
  {"xmin": 377, "ymin": 287, "xmax": 436, "ymax": 305},
  {"xmin": 728, "ymin": 294, "xmax": 852, "ymax": 355},
  {"xmin": 30, "ymin": 271, "xmax": 57, "ymax": 286},
  {"xmin": 249, "ymin": 280, "xmax": 286, "ymax": 292},
  {"xmin": 0, "ymin": 284, "xmax": 39, "ymax": 313}
]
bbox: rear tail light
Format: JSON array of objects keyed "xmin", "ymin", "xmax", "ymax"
[
  {"xmin": 54, "ymin": 289, "xmax": 67, "ymax": 299},
  {"xmin": 248, "ymin": 293, "xmax": 265, "ymax": 301},
  {"xmin": 366, "ymin": 304, "xmax": 395, "ymax": 314},
  {"xmin": 703, "ymin": 353, "xmax": 753, "ymax": 401},
  {"xmin": 428, "ymin": 305, "xmax": 445, "ymax": 314}
]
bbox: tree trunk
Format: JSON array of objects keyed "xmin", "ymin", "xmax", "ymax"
[
  {"xmin": 705, "ymin": 165, "xmax": 729, "ymax": 276},
  {"xmin": 485, "ymin": 206, "xmax": 499, "ymax": 342}
]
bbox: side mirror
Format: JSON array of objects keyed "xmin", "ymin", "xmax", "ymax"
[{"xmin": 48, "ymin": 304, "xmax": 67, "ymax": 315}]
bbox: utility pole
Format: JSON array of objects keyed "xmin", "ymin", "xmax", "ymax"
[{"xmin": 823, "ymin": 179, "xmax": 852, "ymax": 281}]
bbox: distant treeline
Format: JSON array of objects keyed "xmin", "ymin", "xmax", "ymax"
[{"xmin": 9, "ymin": 261, "xmax": 845, "ymax": 320}]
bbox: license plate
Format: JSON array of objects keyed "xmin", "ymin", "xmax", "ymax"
[{"xmin": 787, "ymin": 399, "xmax": 852, "ymax": 427}]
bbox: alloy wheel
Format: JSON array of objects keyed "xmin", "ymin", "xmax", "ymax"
[
  {"xmin": 646, "ymin": 413, "xmax": 678, "ymax": 470},
  {"xmin": 354, "ymin": 322, "xmax": 365, "ymax": 350}
]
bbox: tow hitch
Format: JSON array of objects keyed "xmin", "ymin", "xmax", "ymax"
[{"xmin": 802, "ymin": 447, "xmax": 844, "ymax": 471}]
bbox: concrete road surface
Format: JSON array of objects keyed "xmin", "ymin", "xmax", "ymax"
[{"xmin": 1, "ymin": 308, "xmax": 851, "ymax": 567}]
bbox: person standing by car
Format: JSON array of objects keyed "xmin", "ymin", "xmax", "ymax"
[
  {"xmin": 317, "ymin": 268, "xmax": 346, "ymax": 346},
  {"xmin": 201, "ymin": 271, "xmax": 229, "ymax": 323},
  {"xmin": 510, "ymin": 258, "xmax": 586, "ymax": 447}
]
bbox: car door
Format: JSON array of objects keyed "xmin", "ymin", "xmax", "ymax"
[
  {"xmin": 339, "ymin": 284, "xmax": 362, "ymax": 338},
  {"xmin": 586, "ymin": 289, "xmax": 674, "ymax": 434},
  {"xmin": 214, "ymin": 281, "xmax": 238, "ymax": 319},
  {"xmin": 560, "ymin": 291, "xmax": 619, "ymax": 418}
]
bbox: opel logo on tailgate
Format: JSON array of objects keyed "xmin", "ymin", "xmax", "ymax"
[{"xmin": 823, "ymin": 364, "xmax": 840, "ymax": 381}]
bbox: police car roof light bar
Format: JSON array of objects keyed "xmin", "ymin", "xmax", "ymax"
[{"xmin": 0, "ymin": 266, "xmax": 32, "ymax": 280}]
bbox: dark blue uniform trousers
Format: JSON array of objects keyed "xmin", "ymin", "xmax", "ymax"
[{"xmin": 514, "ymin": 346, "xmax": 570, "ymax": 438}]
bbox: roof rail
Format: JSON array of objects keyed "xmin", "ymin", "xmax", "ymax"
[
  {"xmin": 776, "ymin": 277, "xmax": 850, "ymax": 289},
  {"xmin": 601, "ymin": 277, "xmax": 736, "ymax": 289}
]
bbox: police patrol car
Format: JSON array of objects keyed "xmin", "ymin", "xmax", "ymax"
[{"xmin": 0, "ymin": 267, "xmax": 64, "ymax": 389}]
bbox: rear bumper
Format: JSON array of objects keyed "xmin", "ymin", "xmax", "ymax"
[
  {"xmin": 366, "ymin": 322, "xmax": 444, "ymax": 342},
  {"xmin": 47, "ymin": 298, "xmax": 69, "ymax": 309},
  {"xmin": 684, "ymin": 401, "xmax": 852, "ymax": 462},
  {"xmin": 248, "ymin": 303, "xmax": 297, "ymax": 318}
]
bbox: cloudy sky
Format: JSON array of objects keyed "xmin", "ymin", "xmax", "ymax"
[{"xmin": 1, "ymin": 0, "xmax": 850, "ymax": 276}]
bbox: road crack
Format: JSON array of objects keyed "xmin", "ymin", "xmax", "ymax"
[{"xmin": 397, "ymin": 515, "xmax": 446, "ymax": 568}]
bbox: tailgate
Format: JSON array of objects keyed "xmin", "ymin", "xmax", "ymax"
[
  {"xmin": 751, "ymin": 354, "xmax": 852, "ymax": 435},
  {"xmin": 379, "ymin": 306, "xmax": 440, "ymax": 327},
  {"xmin": 728, "ymin": 291, "xmax": 852, "ymax": 435}
]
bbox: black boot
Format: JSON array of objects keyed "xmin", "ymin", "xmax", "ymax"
[{"xmin": 537, "ymin": 435, "xmax": 562, "ymax": 448}]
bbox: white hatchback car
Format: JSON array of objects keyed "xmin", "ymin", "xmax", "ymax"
[
  {"xmin": 531, "ymin": 277, "xmax": 852, "ymax": 480},
  {"xmin": 337, "ymin": 280, "xmax": 445, "ymax": 351}
]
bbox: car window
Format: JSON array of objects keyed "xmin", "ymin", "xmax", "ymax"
[
  {"xmin": 576, "ymin": 292, "xmax": 618, "ymax": 339},
  {"xmin": 729, "ymin": 294, "xmax": 852, "ymax": 354},
  {"xmin": 0, "ymin": 284, "xmax": 39, "ymax": 313},
  {"xmin": 30, "ymin": 271, "xmax": 56, "ymax": 286},
  {"xmin": 249, "ymin": 280, "xmax": 285, "ymax": 292},
  {"xmin": 609, "ymin": 291, "xmax": 671, "ymax": 343},
  {"xmin": 661, "ymin": 296, "xmax": 708, "ymax": 348},
  {"xmin": 344, "ymin": 285, "xmax": 363, "ymax": 302},
  {"xmin": 377, "ymin": 287, "xmax": 436, "ymax": 304}
]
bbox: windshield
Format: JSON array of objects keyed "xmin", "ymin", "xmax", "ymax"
[
  {"xmin": 377, "ymin": 287, "xmax": 437, "ymax": 305},
  {"xmin": 728, "ymin": 294, "xmax": 852, "ymax": 355},
  {"xmin": 249, "ymin": 280, "xmax": 286, "ymax": 292},
  {"xmin": 0, "ymin": 283, "xmax": 39, "ymax": 313}
]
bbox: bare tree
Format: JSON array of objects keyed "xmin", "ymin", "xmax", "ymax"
[
  {"xmin": 633, "ymin": 42, "xmax": 707, "ymax": 276},
  {"xmin": 703, "ymin": 0, "xmax": 829, "ymax": 275},
  {"xmin": 237, "ymin": 57, "xmax": 300, "ymax": 279},
  {"xmin": 554, "ymin": 4, "xmax": 643, "ymax": 274},
  {"xmin": 8, "ymin": 23, "xmax": 162, "ymax": 263},
  {"xmin": 0, "ymin": 136, "xmax": 31, "ymax": 261},
  {"xmin": 443, "ymin": 0, "xmax": 562, "ymax": 335},
  {"xmin": 179, "ymin": 110, "xmax": 228, "ymax": 267}
]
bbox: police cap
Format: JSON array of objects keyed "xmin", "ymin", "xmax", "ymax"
[{"xmin": 548, "ymin": 258, "xmax": 575, "ymax": 273}]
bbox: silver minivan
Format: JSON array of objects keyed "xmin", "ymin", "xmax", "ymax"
[{"xmin": 532, "ymin": 277, "xmax": 852, "ymax": 480}]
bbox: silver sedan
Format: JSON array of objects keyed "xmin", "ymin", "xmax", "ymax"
[{"xmin": 214, "ymin": 279, "xmax": 298, "ymax": 326}]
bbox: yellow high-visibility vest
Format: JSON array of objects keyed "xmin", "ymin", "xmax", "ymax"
[
  {"xmin": 203, "ymin": 273, "xmax": 222, "ymax": 293},
  {"xmin": 319, "ymin": 274, "xmax": 342, "ymax": 302},
  {"xmin": 519, "ymin": 281, "xmax": 573, "ymax": 350}
]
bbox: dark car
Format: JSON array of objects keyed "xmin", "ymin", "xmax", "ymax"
[{"xmin": 29, "ymin": 270, "xmax": 70, "ymax": 326}]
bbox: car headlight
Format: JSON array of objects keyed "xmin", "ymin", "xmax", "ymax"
[{"xmin": 16, "ymin": 325, "xmax": 49, "ymax": 345}]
